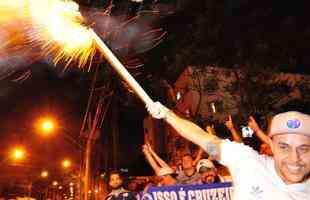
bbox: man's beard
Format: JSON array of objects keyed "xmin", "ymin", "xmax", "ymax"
[
  {"xmin": 111, "ymin": 184, "xmax": 122, "ymax": 190},
  {"xmin": 203, "ymin": 176, "xmax": 215, "ymax": 184}
]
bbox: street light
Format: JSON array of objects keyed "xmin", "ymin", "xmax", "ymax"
[
  {"xmin": 52, "ymin": 181, "xmax": 58, "ymax": 186},
  {"xmin": 37, "ymin": 117, "xmax": 83, "ymax": 150},
  {"xmin": 62, "ymin": 159, "xmax": 71, "ymax": 169},
  {"xmin": 42, "ymin": 120, "xmax": 54, "ymax": 133},
  {"xmin": 37, "ymin": 117, "xmax": 56, "ymax": 136},
  {"xmin": 36, "ymin": 116, "xmax": 83, "ymax": 199},
  {"xmin": 11, "ymin": 147, "xmax": 25, "ymax": 161},
  {"xmin": 41, "ymin": 170, "xmax": 49, "ymax": 178}
]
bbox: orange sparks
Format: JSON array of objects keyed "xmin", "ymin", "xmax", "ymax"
[{"xmin": 28, "ymin": 0, "xmax": 96, "ymax": 69}]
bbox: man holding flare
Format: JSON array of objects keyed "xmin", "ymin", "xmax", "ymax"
[{"xmin": 146, "ymin": 102, "xmax": 310, "ymax": 200}]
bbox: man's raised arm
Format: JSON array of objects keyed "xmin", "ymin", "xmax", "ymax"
[{"xmin": 146, "ymin": 102, "xmax": 222, "ymax": 160}]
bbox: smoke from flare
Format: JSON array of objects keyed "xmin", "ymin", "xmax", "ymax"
[{"xmin": 0, "ymin": 1, "xmax": 40, "ymax": 80}]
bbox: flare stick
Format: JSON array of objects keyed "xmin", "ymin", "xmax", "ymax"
[{"xmin": 90, "ymin": 29, "xmax": 153, "ymax": 105}]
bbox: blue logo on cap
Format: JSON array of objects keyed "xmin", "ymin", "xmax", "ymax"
[{"xmin": 287, "ymin": 119, "xmax": 301, "ymax": 129}]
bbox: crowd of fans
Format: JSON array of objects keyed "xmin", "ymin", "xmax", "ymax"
[{"xmin": 105, "ymin": 113, "xmax": 274, "ymax": 200}]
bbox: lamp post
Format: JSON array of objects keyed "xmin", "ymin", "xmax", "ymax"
[
  {"xmin": 37, "ymin": 118, "xmax": 84, "ymax": 150},
  {"xmin": 37, "ymin": 117, "xmax": 84, "ymax": 200},
  {"xmin": 7, "ymin": 147, "xmax": 34, "ymax": 197}
]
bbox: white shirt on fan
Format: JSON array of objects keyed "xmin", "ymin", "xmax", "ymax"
[{"xmin": 215, "ymin": 140, "xmax": 310, "ymax": 200}]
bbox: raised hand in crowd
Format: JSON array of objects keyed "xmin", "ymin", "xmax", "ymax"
[
  {"xmin": 248, "ymin": 116, "xmax": 269, "ymax": 144},
  {"xmin": 224, "ymin": 115, "xmax": 234, "ymax": 130},
  {"xmin": 206, "ymin": 124, "xmax": 216, "ymax": 135},
  {"xmin": 192, "ymin": 147, "xmax": 205, "ymax": 166},
  {"xmin": 247, "ymin": 116, "xmax": 261, "ymax": 132},
  {"xmin": 248, "ymin": 116, "xmax": 273, "ymax": 155},
  {"xmin": 142, "ymin": 143, "xmax": 177, "ymax": 186},
  {"xmin": 224, "ymin": 115, "xmax": 242, "ymax": 143},
  {"xmin": 146, "ymin": 143, "xmax": 171, "ymax": 169},
  {"xmin": 142, "ymin": 144, "xmax": 161, "ymax": 175}
]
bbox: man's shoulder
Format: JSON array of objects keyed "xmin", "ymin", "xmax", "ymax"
[
  {"xmin": 219, "ymin": 140, "xmax": 272, "ymax": 169},
  {"xmin": 220, "ymin": 140, "xmax": 261, "ymax": 158}
]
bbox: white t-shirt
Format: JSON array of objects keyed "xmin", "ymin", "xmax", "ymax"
[
  {"xmin": 218, "ymin": 140, "xmax": 310, "ymax": 200},
  {"xmin": 176, "ymin": 170, "xmax": 201, "ymax": 185}
]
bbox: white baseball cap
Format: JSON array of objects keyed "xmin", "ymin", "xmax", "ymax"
[
  {"xmin": 269, "ymin": 111, "xmax": 310, "ymax": 137},
  {"xmin": 196, "ymin": 159, "xmax": 215, "ymax": 173},
  {"xmin": 157, "ymin": 167, "xmax": 175, "ymax": 176}
]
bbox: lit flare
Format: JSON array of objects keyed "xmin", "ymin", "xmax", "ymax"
[
  {"xmin": 29, "ymin": 0, "xmax": 96, "ymax": 68},
  {"xmin": 0, "ymin": 0, "xmax": 153, "ymax": 105}
]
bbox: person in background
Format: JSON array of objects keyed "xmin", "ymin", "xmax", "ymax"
[
  {"xmin": 106, "ymin": 170, "xmax": 136, "ymax": 200},
  {"xmin": 126, "ymin": 178, "xmax": 139, "ymax": 193},
  {"xmin": 225, "ymin": 114, "xmax": 273, "ymax": 156},
  {"xmin": 175, "ymin": 153, "xmax": 202, "ymax": 185},
  {"xmin": 196, "ymin": 159, "xmax": 222, "ymax": 184}
]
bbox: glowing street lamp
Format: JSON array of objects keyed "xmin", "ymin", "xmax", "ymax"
[
  {"xmin": 37, "ymin": 117, "xmax": 83, "ymax": 149},
  {"xmin": 62, "ymin": 159, "xmax": 71, "ymax": 169},
  {"xmin": 41, "ymin": 170, "xmax": 49, "ymax": 178},
  {"xmin": 52, "ymin": 181, "xmax": 58, "ymax": 186},
  {"xmin": 42, "ymin": 120, "xmax": 54, "ymax": 132},
  {"xmin": 38, "ymin": 118, "xmax": 56, "ymax": 135},
  {"xmin": 11, "ymin": 147, "xmax": 25, "ymax": 161}
]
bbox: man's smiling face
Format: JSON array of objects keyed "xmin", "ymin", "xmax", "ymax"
[{"xmin": 271, "ymin": 133, "xmax": 310, "ymax": 184}]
